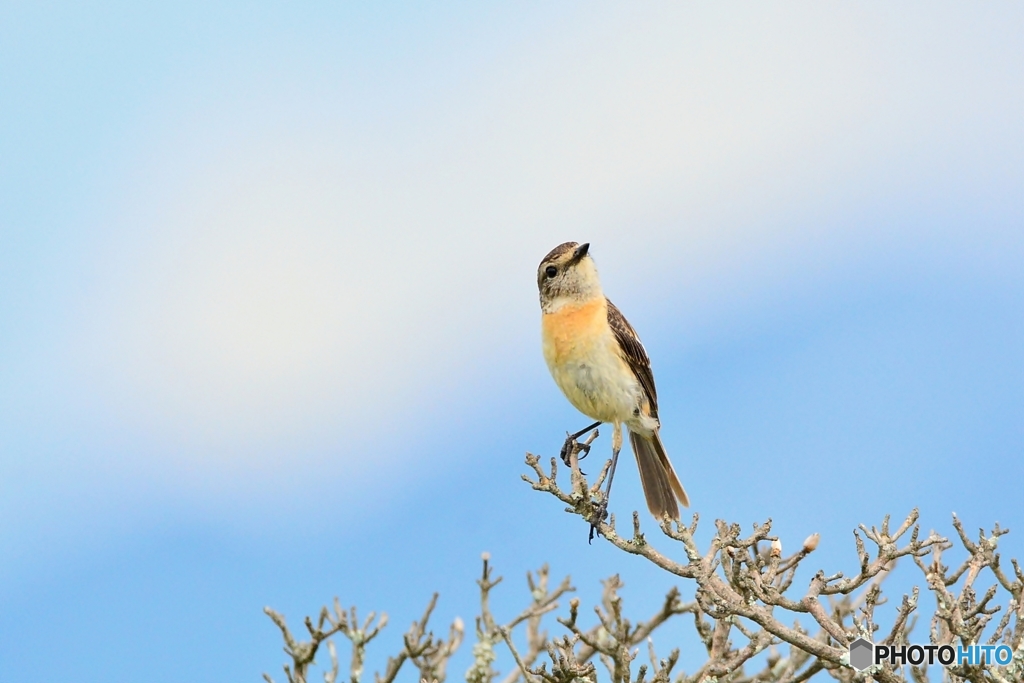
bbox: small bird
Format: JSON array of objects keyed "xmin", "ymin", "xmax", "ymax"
[{"xmin": 538, "ymin": 241, "xmax": 689, "ymax": 522}]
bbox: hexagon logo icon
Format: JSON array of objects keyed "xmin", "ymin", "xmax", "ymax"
[{"xmin": 849, "ymin": 637, "xmax": 874, "ymax": 671}]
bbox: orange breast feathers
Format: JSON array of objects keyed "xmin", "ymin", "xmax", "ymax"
[{"xmin": 541, "ymin": 297, "xmax": 610, "ymax": 366}]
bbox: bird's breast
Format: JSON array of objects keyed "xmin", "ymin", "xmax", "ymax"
[
  {"xmin": 541, "ymin": 298, "xmax": 639, "ymax": 422},
  {"xmin": 541, "ymin": 298, "xmax": 608, "ymax": 363}
]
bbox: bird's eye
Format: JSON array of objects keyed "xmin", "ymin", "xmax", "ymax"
[{"xmin": 545, "ymin": 266, "xmax": 558, "ymax": 278}]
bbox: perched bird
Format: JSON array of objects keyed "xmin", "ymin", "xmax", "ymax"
[{"xmin": 538, "ymin": 241, "xmax": 689, "ymax": 521}]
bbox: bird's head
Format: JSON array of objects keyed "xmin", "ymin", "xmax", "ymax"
[{"xmin": 537, "ymin": 241, "xmax": 602, "ymax": 313}]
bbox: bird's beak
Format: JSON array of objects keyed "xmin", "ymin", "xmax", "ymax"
[{"xmin": 571, "ymin": 242, "xmax": 590, "ymax": 263}]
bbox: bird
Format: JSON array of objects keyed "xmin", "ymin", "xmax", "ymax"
[{"xmin": 537, "ymin": 241, "xmax": 689, "ymax": 524}]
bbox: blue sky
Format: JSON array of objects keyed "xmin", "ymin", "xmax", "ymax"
[{"xmin": 2, "ymin": 3, "xmax": 1022, "ymax": 681}]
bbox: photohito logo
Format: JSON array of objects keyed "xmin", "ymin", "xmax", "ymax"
[{"xmin": 848, "ymin": 637, "xmax": 1013, "ymax": 672}]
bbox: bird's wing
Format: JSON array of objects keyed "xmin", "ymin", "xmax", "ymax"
[{"xmin": 606, "ymin": 298, "xmax": 658, "ymax": 418}]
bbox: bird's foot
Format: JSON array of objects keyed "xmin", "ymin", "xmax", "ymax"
[
  {"xmin": 559, "ymin": 425, "xmax": 600, "ymax": 468},
  {"xmin": 559, "ymin": 435, "xmax": 591, "ymax": 469},
  {"xmin": 587, "ymin": 500, "xmax": 609, "ymax": 544}
]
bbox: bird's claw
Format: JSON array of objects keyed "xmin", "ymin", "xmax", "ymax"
[
  {"xmin": 587, "ymin": 500, "xmax": 609, "ymax": 543},
  {"xmin": 559, "ymin": 437, "xmax": 573, "ymax": 466},
  {"xmin": 560, "ymin": 428, "xmax": 597, "ymax": 467},
  {"xmin": 560, "ymin": 435, "xmax": 590, "ymax": 468}
]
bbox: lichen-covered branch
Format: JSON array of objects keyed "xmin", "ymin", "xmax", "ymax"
[
  {"xmin": 261, "ymin": 440, "xmax": 1020, "ymax": 683},
  {"xmin": 521, "ymin": 439, "xmax": 1023, "ymax": 682}
]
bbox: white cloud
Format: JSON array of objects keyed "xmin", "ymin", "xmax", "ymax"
[{"xmin": 16, "ymin": 3, "xmax": 1022, "ymax": 506}]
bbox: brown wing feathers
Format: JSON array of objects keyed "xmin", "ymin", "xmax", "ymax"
[{"xmin": 606, "ymin": 299, "xmax": 658, "ymax": 417}]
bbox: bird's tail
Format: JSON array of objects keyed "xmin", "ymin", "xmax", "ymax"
[{"xmin": 629, "ymin": 430, "xmax": 689, "ymax": 520}]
